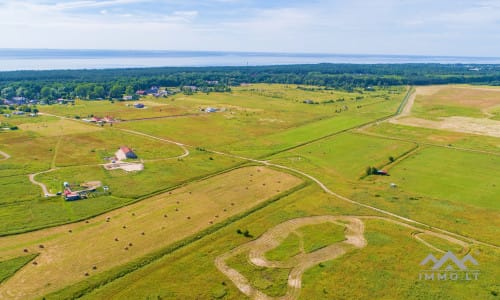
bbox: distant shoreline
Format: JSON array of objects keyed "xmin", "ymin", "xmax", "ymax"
[{"xmin": 0, "ymin": 49, "xmax": 499, "ymax": 71}]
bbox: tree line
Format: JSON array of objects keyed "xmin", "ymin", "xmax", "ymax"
[{"xmin": 1, "ymin": 63, "xmax": 499, "ymax": 101}]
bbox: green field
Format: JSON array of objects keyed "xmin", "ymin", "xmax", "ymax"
[
  {"xmin": 0, "ymin": 255, "xmax": 37, "ymax": 284},
  {"xmin": 0, "ymin": 84, "xmax": 499, "ymax": 300}
]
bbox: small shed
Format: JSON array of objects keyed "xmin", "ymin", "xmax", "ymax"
[
  {"xmin": 116, "ymin": 146, "xmax": 138, "ymax": 160},
  {"xmin": 376, "ymin": 170, "xmax": 388, "ymax": 176}
]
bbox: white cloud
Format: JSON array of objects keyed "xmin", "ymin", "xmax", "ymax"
[{"xmin": 0, "ymin": 0, "xmax": 497, "ymax": 56}]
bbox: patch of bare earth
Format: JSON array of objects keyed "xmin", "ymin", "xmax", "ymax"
[
  {"xmin": 391, "ymin": 116, "xmax": 500, "ymax": 138},
  {"xmin": 215, "ymin": 215, "xmax": 470, "ymax": 300}
]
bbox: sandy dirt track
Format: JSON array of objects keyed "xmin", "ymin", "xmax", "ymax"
[
  {"xmin": 390, "ymin": 85, "xmax": 500, "ymax": 137},
  {"xmin": 215, "ymin": 215, "xmax": 469, "ymax": 300},
  {"xmin": 0, "ymin": 166, "xmax": 302, "ymax": 300}
]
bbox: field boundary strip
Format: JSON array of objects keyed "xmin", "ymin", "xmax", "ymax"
[{"xmin": 42, "ymin": 181, "xmax": 310, "ymax": 299}]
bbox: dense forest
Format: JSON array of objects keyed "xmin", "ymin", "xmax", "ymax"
[{"xmin": 1, "ymin": 63, "xmax": 499, "ymax": 101}]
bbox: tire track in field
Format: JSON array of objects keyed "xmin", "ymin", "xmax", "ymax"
[
  {"xmin": 0, "ymin": 150, "xmax": 10, "ymax": 161},
  {"xmin": 215, "ymin": 215, "xmax": 470, "ymax": 300}
]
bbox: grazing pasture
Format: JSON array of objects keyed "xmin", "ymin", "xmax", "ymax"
[
  {"xmin": 0, "ymin": 166, "xmax": 302, "ymax": 299},
  {"xmin": 0, "ymin": 84, "xmax": 499, "ymax": 300}
]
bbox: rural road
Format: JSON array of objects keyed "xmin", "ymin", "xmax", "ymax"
[
  {"xmin": 38, "ymin": 104, "xmax": 499, "ymax": 249},
  {"xmin": 29, "ymin": 169, "xmax": 57, "ymax": 197},
  {"xmin": 215, "ymin": 215, "xmax": 470, "ymax": 300}
]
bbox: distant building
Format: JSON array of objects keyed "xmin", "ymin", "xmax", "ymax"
[
  {"xmin": 123, "ymin": 95, "xmax": 133, "ymax": 101},
  {"xmin": 116, "ymin": 146, "xmax": 138, "ymax": 160},
  {"xmin": 376, "ymin": 170, "xmax": 388, "ymax": 176},
  {"xmin": 12, "ymin": 96, "xmax": 27, "ymax": 104},
  {"xmin": 57, "ymin": 98, "xmax": 75, "ymax": 104},
  {"xmin": 205, "ymin": 107, "xmax": 218, "ymax": 113},
  {"xmin": 183, "ymin": 85, "xmax": 197, "ymax": 92},
  {"xmin": 145, "ymin": 86, "xmax": 159, "ymax": 95},
  {"xmin": 135, "ymin": 90, "xmax": 146, "ymax": 96},
  {"xmin": 64, "ymin": 189, "xmax": 81, "ymax": 201}
]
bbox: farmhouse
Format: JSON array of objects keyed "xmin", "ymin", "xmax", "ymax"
[
  {"xmin": 116, "ymin": 146, "xmax": 138, "ymax": 160},
  {"xmin": 64, "ymin": 190, "xmax": 81, "ymax": 201},
  {"xmin": 376, "ymin": 170, "xmax": 389, "ymax": 176}
]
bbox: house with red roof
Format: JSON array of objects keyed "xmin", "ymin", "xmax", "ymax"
[{"xmin": 115, "ymin": 146, "xmax": 138, "ymax": 160}]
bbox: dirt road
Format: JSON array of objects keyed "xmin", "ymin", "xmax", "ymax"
[{"xmin": 215, "ymin": 215, "xmax": 470, "ymax": 300}]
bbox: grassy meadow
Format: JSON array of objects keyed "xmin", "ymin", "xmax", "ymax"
[{"xmin": 0, "ymin": 84, "xmax": 499, "ymax": 299}]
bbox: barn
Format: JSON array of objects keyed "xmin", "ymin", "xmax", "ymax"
[{"xmin": 115, "ymin": 146, "xmax": 138, "ymax": 160}]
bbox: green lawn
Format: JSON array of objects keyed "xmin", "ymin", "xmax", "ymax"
[
  {"xmin": 0, "ymin": 254, "xmax": 38, "ymax": 284},
  {"xmin": 299, "ymin": 222, "xmax": 346, "ymax": 253}
]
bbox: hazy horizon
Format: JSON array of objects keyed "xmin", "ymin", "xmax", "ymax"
[{"xmin": 0, "ymin": 0, "xmax": 498, "ymax": 57}]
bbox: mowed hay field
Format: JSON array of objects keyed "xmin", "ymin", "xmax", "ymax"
[
  {"xmin": 40, "ymin": 98, "xmax": 194, "ymax": 120},
  {"xmin": 116, "ymin": 84, "xmax": 406, "ymax": 157},
  {"xmin": 73, "ymin": 184, "xmax": 500, "ymax": 300},
  {"xmin": 352, "ymin": 146, "xmax": 500, "ymax": 243},
  {"xmin": 1, "ymin": 84, "xmax": 499, "ymax": 299},
  {"xmin": 0, "ymin": 166, "xmax": 303, "ymax": 299},
  {"xmin": 392, "ymin": 85, "xmax": 500, "ymax": 137}
]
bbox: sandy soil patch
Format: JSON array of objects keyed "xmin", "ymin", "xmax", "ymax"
[
  {"xmin": 103, "ymin": 162, "xmax": 144, "ymax": 172},
  {"xmin": 416, "ymin": 86, "xmax": 500, "ymax": 110},
  {"xmin": 215, "ymin": 215, "xmax": 469, "ymax": 300},
  {"xmin": 391, "ymin": 116, "xmax": 500, "ymax": 138}
]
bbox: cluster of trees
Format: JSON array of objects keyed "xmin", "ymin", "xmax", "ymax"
[{"xmin": 0, "ymin": 64, "xmax": 498, "ymax": 101}]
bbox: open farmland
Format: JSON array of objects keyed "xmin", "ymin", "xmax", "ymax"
[
  {"xmin": 0, "ymin": 84, "xmax": 499, "ymax": 300},
  {"xmin": 0, "ymin": 166, "xmax": 303, "ymax": 299}
]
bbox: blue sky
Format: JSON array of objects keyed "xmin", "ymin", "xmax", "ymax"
[{"xmin": 0, "ymin": 0, "xmax": 499, "ymax": 56}]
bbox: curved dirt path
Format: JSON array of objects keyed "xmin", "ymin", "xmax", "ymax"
[
  {"xmin": 0, "ymin": 150, "xmax": 10, "ymax": 161},
  {"xmin": 29, "ymin": 169, "xmax": 58, "ymax": 197},
  {"xmin": 215, "ymin": 216, "xmax": 367, "ymax": 300},
  {"xmin": 215, "ymin": 215, "xmax": 470, "ymax": 300}
]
